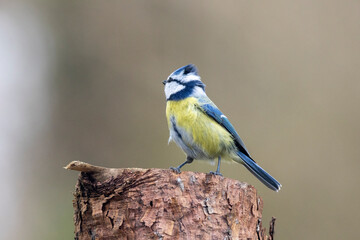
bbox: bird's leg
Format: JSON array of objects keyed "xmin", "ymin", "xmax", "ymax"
[
  {"xmin": 170, "ymin": 156, "xmax": 194, "ymax": 173},
  {"xmin": 210, "ymin": 156, "xmax": 223, "ymax": 176}
]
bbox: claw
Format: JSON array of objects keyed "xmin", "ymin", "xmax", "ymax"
[
  {"xmin": 170, "ymin": 167, "xmax": 181, "ymax": 174},
  {"xmin": 209, "ymin": 156, "xmax": 223, "ymax": 176},
  {"xmin": 209, "ymin": 171, "xmax": 223, "ymax": 176},
  {"xmin": 170, "ymin": 157, "xmax": 193, "ymax": 174}
]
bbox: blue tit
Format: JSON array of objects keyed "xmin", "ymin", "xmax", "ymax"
[{"xmin": 163, "ymin": 64, "xmax": 281, "ymax": 191}]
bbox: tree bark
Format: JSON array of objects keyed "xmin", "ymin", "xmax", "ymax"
[{"xmin": 65, "ymin": 161, "xmax": 276, "ymax": 240}]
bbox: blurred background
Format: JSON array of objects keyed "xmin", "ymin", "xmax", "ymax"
[{"xmin": 1, "ymin": 0, "xmax": 359, "ymax": 239}]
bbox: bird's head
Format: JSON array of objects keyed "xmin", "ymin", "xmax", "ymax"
[{"xmin": 163, "ymin": 64, "xmax": 206, "ymax": 101}]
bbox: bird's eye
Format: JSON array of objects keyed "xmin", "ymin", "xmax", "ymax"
[{"xmin": 163, "ymin": 78, "xmax": 175, "ymax": 85}]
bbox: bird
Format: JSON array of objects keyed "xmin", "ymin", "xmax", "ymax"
[{"xmin": 163, "ymin": 64, "xmax": 281, "ymax": 191}]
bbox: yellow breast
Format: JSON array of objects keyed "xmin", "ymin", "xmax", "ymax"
[{"xmin": 166, "ymin": 97, "xmax": 235, "ymax": 158}]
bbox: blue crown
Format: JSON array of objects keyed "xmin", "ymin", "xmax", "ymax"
[{"xmin": 173, "ymin": 64, "xmax": 198, "ymax": 76}]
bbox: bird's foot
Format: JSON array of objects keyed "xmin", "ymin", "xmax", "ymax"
[
  {"xmin": 170, "ymin": 167, "xmax": 181, "ymax": 174},
  {"xmin": 209, "ymin": 171, "xmax": 223, "ymax": 176}
]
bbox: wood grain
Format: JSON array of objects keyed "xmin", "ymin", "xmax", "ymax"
[{"xmin": 66, "ymin": 161, "xmax": 275, "ymax": 240}]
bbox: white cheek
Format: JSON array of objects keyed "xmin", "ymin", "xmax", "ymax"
[{"xmin": 165, "ymin": 82, "xmax": 185, "ymax": 99}]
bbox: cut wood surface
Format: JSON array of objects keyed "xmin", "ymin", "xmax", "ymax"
[{"xmin": 65, "ymin": 161, "xmax": 276, "ymax": 240}]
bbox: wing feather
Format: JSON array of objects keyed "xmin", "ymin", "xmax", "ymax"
[{"xmin": 198, "ymin": 102, "xmax": 252, "ymax": 159}]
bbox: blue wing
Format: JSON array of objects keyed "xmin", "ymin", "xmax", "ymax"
[{"xmin": 199, "ymin": 102, "xmax": 253, "ymax": 159}]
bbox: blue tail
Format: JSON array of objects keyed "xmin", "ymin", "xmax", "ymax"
[{"xmin": 237, "ymin": 152, "xmax": 282, "ymax": 192}]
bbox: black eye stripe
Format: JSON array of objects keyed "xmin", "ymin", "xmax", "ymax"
[
  {"xmin": 165, "ymin": 78, "xmax": 204, "ymax": 90},
  {"xmin": 166, "ymin": 78, "xmax": 183, "ymax": 85}
]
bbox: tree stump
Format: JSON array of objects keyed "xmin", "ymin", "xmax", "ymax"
[{"xmin": 65, "ymin": 161, "xmax": 276, "ymax": 240}]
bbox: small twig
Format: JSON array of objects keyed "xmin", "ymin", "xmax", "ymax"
[
  {"xmin": 256, "ymin": 218, "xmax": 262, "ymax": 240},
  {"xmin": 269, "ymin": 217, "xmax": 276, "ymax": 240}
]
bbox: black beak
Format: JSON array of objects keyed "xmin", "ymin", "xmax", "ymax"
[{"xmin": 162, "ymin": 80, "xmax": 167, "ymax": 85}]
